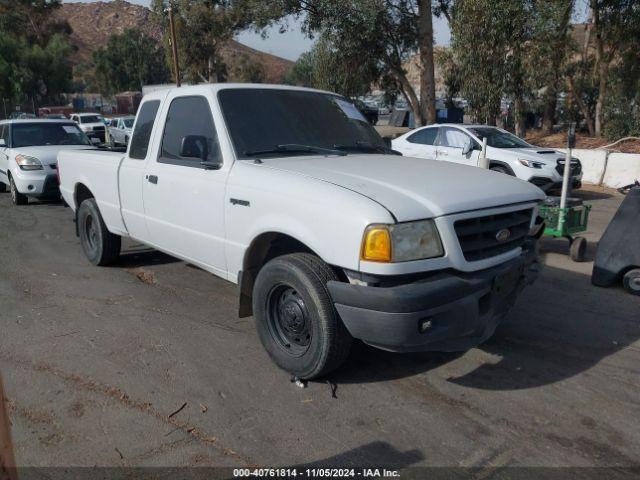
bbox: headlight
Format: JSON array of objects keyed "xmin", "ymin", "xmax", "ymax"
[
  {"xmin": 361, "ymin": 220, "xmax": 444, "ymax": 263},
  {"xmin": 15, "ymin": 154, "xmax": 43, "ymax": 171},
  {"xmin": 518, "ymin": 159, "xmax": 544, "ymax": 169}
]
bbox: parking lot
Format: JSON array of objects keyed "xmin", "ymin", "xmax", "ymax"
[{"xmin": 0, "ymin": 185, "xmax": 639, "ymax": 469}]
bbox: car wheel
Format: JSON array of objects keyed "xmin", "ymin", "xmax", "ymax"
[
  {"xmin": 490, "ymin": 165, "xmax": 513, "ymax": 176},
  {"xmin": 623, "ymin": 269, "xmax": 640, "ymax": 296},
  {"xmin": 77, "ymin": 198, "xmax": 121, "ymax": 266},
  {"xmin": 0, "ymin": 182, "xmax": 6, "ymax": 193},
  {"xmin": 253, "ymin": 253, "xmax": 352, "ymax": 380},
  {"xmin": 9, "ymin": 176, "xmax": 28, "ymax": 205},
  {"xmin": 570, "ymin": 236, "xmax": 587, "ymax": 262}
]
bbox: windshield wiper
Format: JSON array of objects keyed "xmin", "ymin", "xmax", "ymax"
[
  {"xmin": 244, "ymin": 144, "xmax": 347, "ymax": 158},
  {"xmin": 334, "ymin": 141, "xmax": 401, "ymax": 155}
]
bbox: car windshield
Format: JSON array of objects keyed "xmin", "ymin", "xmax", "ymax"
[
  {"xmin": 80, "ymin": 115, "xmax": 102, "ymax": 124},
  {"xmin": 468, "ymin": 127, "xmax": 531, "ymax": 148},
  {"xmin": 124, "ymin": 118, "xmax": 135, "ymax": 128},
  {"xmin": 11, "ymin": 123, "xmax": 92, "ymax": 148},
  {"xmin": 218, "ymin": 88, "xmax": 386, "ymax": 158}
]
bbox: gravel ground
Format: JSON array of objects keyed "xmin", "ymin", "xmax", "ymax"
[{"xmin": 0, "ymin": 185, "xmax": 638, "ymax": 470}]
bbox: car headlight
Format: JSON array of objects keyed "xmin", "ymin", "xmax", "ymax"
[
  {"xmin": 15, "ymin": 154, "xmax": 43, "ymax": 171},
  {"xmin": 518, "ymin": 159, "xmax": 544, "ymax": 169},
  {"xmin": 361, "ymin": 219, "xmax": 444, "ymax": 263}
]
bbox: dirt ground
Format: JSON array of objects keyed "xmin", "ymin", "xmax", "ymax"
[{"xmin": 0, "ymin": 185, "xmax": 639, "ymax": 472}]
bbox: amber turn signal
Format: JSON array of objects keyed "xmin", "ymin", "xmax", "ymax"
[{"xmin": 361, "ymin": 225, "xmax": 392, "ymax": 262}]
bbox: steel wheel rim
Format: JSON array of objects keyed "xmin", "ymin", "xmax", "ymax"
[
  {"xmin": 266, "ymin": 284, "xmax": 312, "ymax": 356},
  {"xmin": 84, "ymin": 213, "xmax": 98, "ymax": 253}
]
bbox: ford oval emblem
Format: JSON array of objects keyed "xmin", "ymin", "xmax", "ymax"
[{"xmin": 496, "ymin": 229, "xmax": 511, "ymax": 242}]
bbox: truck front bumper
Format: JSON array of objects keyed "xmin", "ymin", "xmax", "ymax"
[{"xmin": 328, "ymin": 244, "xmax": 540, "ymax": 353}]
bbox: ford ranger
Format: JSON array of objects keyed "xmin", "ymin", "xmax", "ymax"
[{"xmin": 58, "ymin": 84, "xmax": 545, "ymax": 379}]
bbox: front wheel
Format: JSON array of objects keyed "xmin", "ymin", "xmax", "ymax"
[
  {"xmin": 0, "ymin": 182, "xmax": 6, "ymax": 193},
  {"xmin": 9, "ymin": 176, "xmax": 28, "ymax": 205},
  {"xmin": 77, "ymin": 198, "xmax": 121, "ymax": 266},
  {"xmin": 253, "ymin": 253, "xmax": 352, "ymax": 380},
  {"xmin": 490, "ymin": 165, "xmax": 513, "ymax": 176},
  {"xmin": 623, "ymin": 269, "xmax": 640, "ymax": 296}
]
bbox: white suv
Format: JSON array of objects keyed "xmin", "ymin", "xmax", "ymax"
[{"xmin": 392, "ymin": 124, "xmax": 582, "ymax": 192}]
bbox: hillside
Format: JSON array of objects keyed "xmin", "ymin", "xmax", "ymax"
[{"xmin": 55, "ymin": 0, "xmax": 293, "ymax": 84}]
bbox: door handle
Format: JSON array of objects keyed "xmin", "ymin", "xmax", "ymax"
[{"xmin": 146, "ymin": 174, "xmax": 158, "ymax": 184}]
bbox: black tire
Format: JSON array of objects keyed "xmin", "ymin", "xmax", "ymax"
[
  {"xmin": 77, "ymin": 198, "xmax": 121, "ymax": 266},
  {"xmin": 623, "ymin": 269, "xmax": 640, "ymax": 296},
  {"xmin": 0, "ymin": 182, "xmax": 6, "ymax": 193},
  {"xmin": 9, "ymin": 176, "xmax": 28, "ymax": 205},
  {"xmin": 570, "ymin": 236, "xmax": 587, "ymax": 262},
  {"xmin": 253, "ymin": 253, "xmax": 352, "ymax": 379},
  {"xmin": 490, "ymin": 164, "xmax": 513, "ymax": 176}
]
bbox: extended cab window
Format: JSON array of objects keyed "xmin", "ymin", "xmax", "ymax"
[
  {"xmin": 129, "ymin": 100, "xmax": 160, "ymax": 160},
  {"xmin": 159, "ymin": 96, "xmax": 221, "ymax": 167},
  {"xmin": 407, "ymin": 128, "xmax": 438, "ymax": 145}
]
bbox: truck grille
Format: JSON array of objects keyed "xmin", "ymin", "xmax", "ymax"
[
  {"xmin": 454, "ymin": 208, "xmax": 533, "ymax": 262},
  {"xmin": 93, "ymin": 126, "xmax": 105, "ymax": 132},
  {"xmin": 555, "ymin": 158, "xmax": 582, "ymax": 176}
]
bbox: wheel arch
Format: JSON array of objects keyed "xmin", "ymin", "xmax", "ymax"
[
  {"xmin": 489, "ymin": 160, "xmax": 517, "ymax": 176},
  {"xmin": 238, "ymin": 231, "xmax": 340, "ymax": 318}
]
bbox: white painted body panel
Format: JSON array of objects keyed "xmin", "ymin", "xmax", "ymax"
[{"xmin": 59, "ymin": 84, "xmax": 545, "ymax": 286}]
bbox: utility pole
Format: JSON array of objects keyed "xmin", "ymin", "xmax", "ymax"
[{"xmin": 168, "ymin": 3, "xmax": 181, "ymax": 87}]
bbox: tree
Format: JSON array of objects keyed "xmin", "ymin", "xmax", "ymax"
[
  {"xmin": 450, "ymin": 0, "xmax": 530, "ymax": 130},
  {"xmin": 248, "ymin": 0, "xmax": 449, "ymax": 126},
  {"xmin": 231, "ymin": 53, "xmax": 266, "ymax": 83},
  {"xmin": 284, "ymin": 33, "xmax": 375, "ymax": 98},
  {"xmin": 92, "ymin": 28, "xmax": 170, "ymax": 94}
]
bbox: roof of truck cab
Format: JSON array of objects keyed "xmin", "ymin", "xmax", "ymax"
[{"xmin": 140, "ymin": 83, "xmax": 340, "ymax": 102}]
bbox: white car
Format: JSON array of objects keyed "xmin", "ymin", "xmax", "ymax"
[
  {"xmin": 70, "ymin": 113, "xmax": 107, "ymax": 143},
  {"xmin": 392, "ymin": 124, "xmax": 583, "ymax": 192},
  {"xmin": 108, "ymin": 116, "xmax": 135, "ymax": 146},
  {"xmin": 58, "ymin": 84, "xmax": 545, "ymax": 379},
  {"xmin": 0, "ymin": 120, "xmax": 94, "ymax": 205}
]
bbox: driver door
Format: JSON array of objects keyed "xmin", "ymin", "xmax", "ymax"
[{"xmin": 436, "ymin": 127, "xmax": 479, "ymax": 167}]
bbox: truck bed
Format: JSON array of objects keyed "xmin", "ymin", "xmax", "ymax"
[{"xmin": 58, "ymin": 149, "xmax": 128, "ymax": 236}]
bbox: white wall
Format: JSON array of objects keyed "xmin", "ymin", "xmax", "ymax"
[{"xmin": 558, "ymin": 149, "xmax": 640, "ymax": 188}]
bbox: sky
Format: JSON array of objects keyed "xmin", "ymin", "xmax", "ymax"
[{"xmin": 64, "ymin": 0, "xmax": 452, "ymax": 61}]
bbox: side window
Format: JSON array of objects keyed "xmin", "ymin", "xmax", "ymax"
[
  {"xmin": 439, "ymin": 127, "xmax": 472, "ymax": 148},
  {"xmin": 159, "ymin": 96, "xmax": 221, "ymax": 167},
  {"xmin": 407, "ymin": 127, "xmax": 438, "ymax": 146},
  {"xmin": 129, "ymin": 100, "xmax": 160, "ymax": 160}
]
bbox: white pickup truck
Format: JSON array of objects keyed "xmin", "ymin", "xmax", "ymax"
[{"xmin": 58, "ymin": 84, "xmax": 545, "ymax": 379}]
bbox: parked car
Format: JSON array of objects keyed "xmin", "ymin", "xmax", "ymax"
[
  {"xmin": 43, "ymin": 114, "xmax": 68, "ymax": 120},
  {"xmin": 58, "ymin": 84, "xmax": 545, "ymax": 379},
  {"xmin": 70, "ymin": 113, "xmax": 106, "ymax": 143},
  {"xmin": 392, "ymin": 124, "xmax": 582, "ymax": 192},
  {"xmin": 108, "ymin": 116, "xmax": 135, "ymax": 146},
  {"xmin": 354, "ymin": 100, "xmax": 379, "ymax": 125},
  {"xmin": 0, "ymin": 119, "xmax": 94, "ymax": 205}
]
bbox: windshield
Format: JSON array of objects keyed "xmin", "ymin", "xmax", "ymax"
[
  {"xmin": 11, "ymin": 123, "xmax": 92, "ymax": 148},
  {"xmin": 124, "ymin": 118, "xmax": 135, "ymax": 128},
  {"xmin": 80, "ymin": 115, "xmax": 103, "ymax": 124},
  {"xmin": 468, "ymin": 127, "xmax": 531, "ymax": 148},
  {"xmin": 218, "ymin": 88, "xmax": 386, "ymax": 158}
]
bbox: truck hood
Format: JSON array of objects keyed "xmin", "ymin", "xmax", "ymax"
[
  {"xmin": 14, "ymin": 145, "xmax": 94, "ymax": 166},
  {"xmin": 490, "ymin": 147, "xmax": 563, "ymax": 165},
  {"xmin": 262, "ymin": 154, "xmax": 545, "ymax": 221}
]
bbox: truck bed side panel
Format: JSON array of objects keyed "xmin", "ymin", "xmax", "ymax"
[{"xmin": 58, "ymin": 150, "xmax": 128, "ymax": 236}]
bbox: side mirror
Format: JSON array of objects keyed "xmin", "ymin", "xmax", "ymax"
[
  {"xmin": 462, "ymin": 141, "xmax": 473, "ymax": 155},
  {"xmin": 180, "ymin": 135, "xmax": 209, "ymax": 160}
]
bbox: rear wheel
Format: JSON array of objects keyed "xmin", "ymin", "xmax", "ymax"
[
  {"xmin": 570, "ymin": 236, "xmax": 587, "ymax": 262},
  {"xmin": 253, "ymin": 253, "xmax": 352, "ymax": 379},
  {"xmin": 623, "ymin": 269, "xmax": 640, "ymax": 296},
  {"xmin": 9, "ymin": 176, "xmax": 28, "ymax": 205},
  {"xmin": 77, "ymin": 198, "xmax": 121, "ymax": 266}
]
